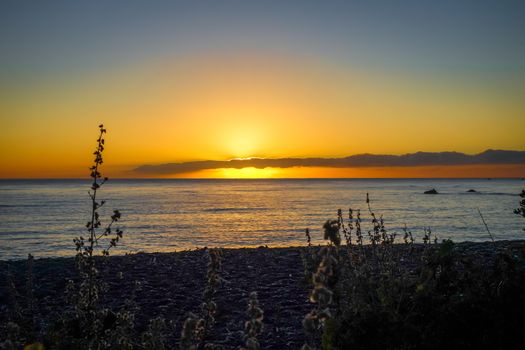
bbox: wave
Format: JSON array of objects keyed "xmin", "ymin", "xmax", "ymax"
[
  {"xmin": 419, "ymin": 191, "xmax": 519, "ymax": 196},
  {"xmin": 454, "ymin": 192, "xmax": 518, "ymax": 196}
]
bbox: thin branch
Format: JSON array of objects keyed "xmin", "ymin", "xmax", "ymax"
[{"xmin": 477, "ymin": 208, "xmax": 496, "ymax": 247}]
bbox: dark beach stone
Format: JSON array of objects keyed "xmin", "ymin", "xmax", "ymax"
[
  {"xmin": 4, "ymin": 243, "xmax": 523, "ymax": 349},
  {"xmin": 424, "ymin": 189, "xmax": 438, "ymax": 194}
]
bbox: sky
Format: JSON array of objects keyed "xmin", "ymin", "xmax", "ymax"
[{"xmin": 1, "ymin": 0, "xmax": 524, "ymax": 178}]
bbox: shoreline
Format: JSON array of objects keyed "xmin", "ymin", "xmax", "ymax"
[{"xmin": 0, "ymin": 239, "xmax": 520, "ymax": 262}]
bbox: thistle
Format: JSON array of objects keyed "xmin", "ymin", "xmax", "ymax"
[
  {"xmin": 180, "ymin": 248, "xmax": 223, "ymax": 350},
  {"xmin": 302, "ymin": 241, "xmax": 339, "ymax": 349},
  {"xmin": 242, "ymin": 292, "xmax": 264, "ymax": 350},
  {"xmin": 323, "ymin": 220, "xmax": 341, "ymax": 247}
]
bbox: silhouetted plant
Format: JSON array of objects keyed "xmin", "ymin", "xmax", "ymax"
[
  {"xmin": 25, "ymin": 254, "xmax": 34, "ymax": 323},
  {"xmin": 322, "ymin": 221, "xmax": 340, "ymax": 247},
  {"xmin": 202, "ymin": 249, "xmax": 221, "ymax": 337},
  {"xmin": 5, "ymin": 267, "xmax": 22, "ymax": 326},
  {"xmin": 62, "ymin": 124, "xmax": 126, "ymax": 348},
  {"xmin": 303, "ymin": 195, "xmax": 419, "ymax": 348},
  {"xmin": 24, "ymin": 254, "xmax": 36, "ymax": 342},
  {"xmin": 477, "ymin": 208, "xmax": 496, "ymax": 244},
  {"xmin": 1, "ymin": 255, "xmax": 42, "ymax": 347},
  {"xmin": 74, "ymin": 124, "xmax": 122, "ymax": 300},
  {"xmin": 402, "ymin": 224, "xmax": 414, "ymax": 245},
  {"xmin": 180, "ymin": 312, "xmax": 202, "ymax": 350},
  {"xmin": 1, "ymin": 255, "xmax": 44, "ymax": 348},
  {"xmin": 301, "ymin": 229, "xmax": 318, "ymax": 284},
  {"xmin": 310, "ymin": 195, "xmax": 525, "ymax": 350},
  {"xmin": 141, "ymin": 317, "xmax": 168, "ymax": 350},
  {"xmin": 423, "ymin": 227, "xmax": 431, "ymax": 244},
  {"xmin": 515, "ymin": 190, "xmax": 525, "ymax": 230},
  {"xmin": 241, "ymin": 292, "xmax": 264, "ymax": 350},
  {"xmin": 354, "ymin": 209, "xmax": 363, "ymax": 246},
  {"xmin": 180, "ymin": 248, "xmax": 223, "ymax": 350},
  {"xmin": 302, "ymin": 243, "xmax": 339, "ymax": 350},
  {"xmin": 305, "ymin": 228, "xmax": 312, "ymax": 247},
  {"xmin": 338, "ymin": 209, "xmax": 353, "ymax": 246},
  {"xmin": 0, "ymin": 322, "xmax": 21, "ymax": 350},
  {"xmin": 73, "ymin": 124, "xmax": 123, "ymax": 307}
]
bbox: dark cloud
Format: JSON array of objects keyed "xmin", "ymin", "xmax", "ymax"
[{"xmin": 133, "ymin": 150, "xmax": 525, "ymax": 175}]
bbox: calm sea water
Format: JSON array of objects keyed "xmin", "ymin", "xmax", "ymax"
[{"xmin": 0, "ymin": 179, "xmax": 523, "ymax": 260}]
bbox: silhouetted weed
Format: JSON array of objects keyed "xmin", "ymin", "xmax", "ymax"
[
  {"xmin": 303, "ymin": 195, "xmax": 525, "ymax": 350},
  {"xmin": 241, "ymin": 292, "xmax": 264, "ymax": 350},
  {"xmin": 515, "ymin": 190, "xmax": 525, "ymax": 229},
  {"xmin": 180, "ymin": 248, "xmax": 223, "ymax": 349}
]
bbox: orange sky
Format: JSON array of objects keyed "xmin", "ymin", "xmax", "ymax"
[
  {"xmin": 172, "ymin": 165, "xmax": 525, "ymax": 179},
  {"xmin": 3, "ymin": 163, "xmax": 524, "ymax": 179},
  {"xmin": 2, "ymin": 2, "xmax": 525, "ymax": 179},
  {"xmin": 1, "ymin": 53, "xmax": 524, "ymax": 178}
]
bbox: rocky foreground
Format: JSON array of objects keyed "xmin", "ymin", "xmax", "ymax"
[{"xmin": 1, "ymin": 241, "xmax": 523, "ymax": 349}]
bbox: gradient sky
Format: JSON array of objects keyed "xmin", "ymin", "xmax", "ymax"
[{"xmin": 1, "ymin": 0, "xmax": 524, "ymax": 178}]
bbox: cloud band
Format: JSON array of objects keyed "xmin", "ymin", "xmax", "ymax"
[{"xmin": 133, "ymin": 150, "xmax": 525, "ymax": 175}]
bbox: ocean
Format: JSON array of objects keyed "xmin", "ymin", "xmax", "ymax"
[{"xmin": 0, "ymin": 178, "xmax": 523, "ymax": 260}]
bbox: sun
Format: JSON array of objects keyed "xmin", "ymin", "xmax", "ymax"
[
  {"xmin": 172, "ymin": 167, "xmax": 280, "ymax": 179},
  {"xmin": 228, "ymin": 137, "xmax": 256, "ymax": 158},
  {"xmin": 222, "ymin": 122, "xmax": 266, "ymax": 158},
  {"xmin": 221, "ymin": 167, "xmax": 278, "ymax": 178}
]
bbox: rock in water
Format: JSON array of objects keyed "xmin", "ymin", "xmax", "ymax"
[
  {"xmin": 424, "ymin": 189, "xmax": 438, "ymax": 194},
  {"xmin": 467, "ymin": 189, "xmax": 477, "ymax": 193}
]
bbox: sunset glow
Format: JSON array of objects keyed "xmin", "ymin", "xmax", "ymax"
[
  {"xmin": 164, "ymin": 165, "xmax": 525, "ymax": 180},
  {"xmin": 1, "ymin": 1, "xmax": 524, "ymax": 178}
]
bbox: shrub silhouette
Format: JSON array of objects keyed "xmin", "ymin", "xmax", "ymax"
[{"xmin": 303, "ymin": 195, "xmax": 525, "ymax": 350}]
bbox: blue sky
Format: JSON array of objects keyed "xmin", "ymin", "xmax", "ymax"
[{"xmin": 1, "ymin": 0, "xmax": 524, "ymax": 83}]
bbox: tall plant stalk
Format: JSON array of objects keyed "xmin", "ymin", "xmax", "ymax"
[{"xmin": 74, "ymin": 124, "xmax": 122, "ymax": 311}]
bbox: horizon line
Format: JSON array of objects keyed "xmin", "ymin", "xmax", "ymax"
[{"xmin": 1, "ymin": 177, "xmax": 524, "ymax": 180}]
